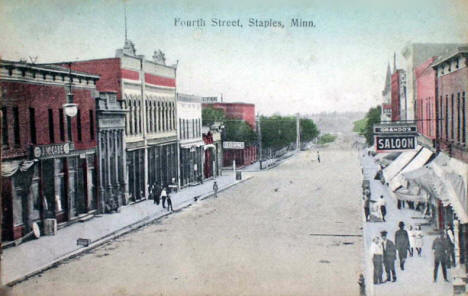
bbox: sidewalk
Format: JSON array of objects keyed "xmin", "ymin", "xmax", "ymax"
[
  {"xmin": 2, "ymin": 173, "xmax": 250, "ymax": 286},
  {"xmin": 360, "ymin": 152, "xmax": 452, "ymax": 296}
]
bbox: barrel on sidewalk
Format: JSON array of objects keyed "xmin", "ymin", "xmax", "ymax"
[{"xmin": 236, "ymin": 171, "xmax": 242, "ymax": 180}]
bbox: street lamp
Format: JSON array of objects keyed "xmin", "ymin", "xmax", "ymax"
[{"xmin": 63, "ymin": 64, "xmax": 78, "ymax": 142}]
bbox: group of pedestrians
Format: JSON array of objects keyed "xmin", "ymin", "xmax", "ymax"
[
  {"xmin": 363, "ymin": 194, "xmax": 387, "ymax": 222},
  {"xmin": 370, "ymin": 222, "xmax": 420, "ymax": 285},
  {"xmin": 151, "ymin": 185, "xmax": 173, "ymax": 212},
  {"xmin": 370, "ymin": 220, "xmax": 457, "ymax": 285}
]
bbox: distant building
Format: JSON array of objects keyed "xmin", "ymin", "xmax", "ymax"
[
  {"xmin": 381, "ymin": 63, "xmax": 392, "ymax": 122},
  {"xmin": 1, "ymin": 60, "xmax": 99, "ymax": 241},
  {"xmin": 201, "ymin": 101, "xmax": 257, "ymax": 169},
  {"xmin": 391, "ymin": 69, "xmax": 406, "ymax": 121},
  {"xmin": 202, "ymin": 102, "xmax": 256, "ymax": 129},
  {"xmin": 177, "ymin": 94, "xmax": 204, "ymax": 187}
]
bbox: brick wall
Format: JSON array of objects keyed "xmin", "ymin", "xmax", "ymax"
[
  {"xmin": 415, "ymin": 57, "xmax": 437, "ymax": 139},
  {"xmin": 1, "ymin": 80, "xmax": 96, "ymax": 158}
]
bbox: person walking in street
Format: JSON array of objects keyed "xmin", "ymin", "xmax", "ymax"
[
  {"xmin": 446, "ymin": 225, "xmax": 456, "ymax": 268},
  {"xmin": 376, "ymin": 195, "xmax": 387, "ymax": 222},
  {"xmin": 213, "ymin": 181, "xmax": 219, "ymax": 198},
  {"xmin": 432, "ymin": 232, "xmax": 450, "ymax": 282},
  {"xmin": 317, "ymin": 150, "xmax": 320, "ymax": 163},
  {"xmin": 414, "ymin": 225, "xmax": 424, "ymax": 256},
  {"xmin": 166, "ymin": 192, "xmax": 173, "ymax": 212},
  {"xmin": 395, "ymin": 221, "xmax": 410, "ymax": 270},
  {"xmin": 381, "ymin": 231, "xmax": 397, "ymax": 282},
  {"xmin": 408, "ymin": 225, "xmax": 416, "ymax": 257},
  {"xmin": 160, "ymin": 187, "xmax": 167, "ymax": 209},
  {"xmin": 370, "ymin": 236, "xmax": 384, "ymax": 284}
]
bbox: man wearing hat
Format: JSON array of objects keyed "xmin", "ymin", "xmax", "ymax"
[
  {"xmin": 395, "ymin": 221, "xmax": 410, "ymax": 270},
  {"xmin": 381, "ymin": 230, "xmax": 397, "ymax": 282},
  {"xmin": 432, "ymin": 232, "xmax": 450, "ymax": 282}
]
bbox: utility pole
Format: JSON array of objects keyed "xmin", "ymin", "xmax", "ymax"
[
  {"xmin": 296, "ymin": 113, "xmax": 300, "ymax": 151},
  {"xmin": 257, "ymin": 114, "xmax": 262, "ymax": 170}
]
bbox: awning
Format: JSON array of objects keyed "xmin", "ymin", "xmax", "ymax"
[
  {"xmin": 1, "ymin": 160, "xmax": 35, "ymax": 177},
  {"xmin": 429, "ymin": 154, "xmax": 468, "ymax": 223},
  {"xmin": 382, "ymin": 146, "xmax": 422, "ymax": 182},
  {"xmin": 389, "ymin": 147, "xmax": 433, "ymax": 191},
  {"xmin": 394, "ymin": 183, "xmax": 430, "ymax": 202}
]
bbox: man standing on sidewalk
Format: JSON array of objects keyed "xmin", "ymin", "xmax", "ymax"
[
  {"xmin": 376, "ymin": 195, "xmax": 387, "ymax": 222},
  {"xmin": 446, "ymin": 225, "xmax": 456, "ymax": 268},
  {"xmin": 166, "ymin": 192, "xmax": 173, "ymax": 212},
  {"xmin": 395, "ymin": 221, "xmax": 410, "ymax": 270},
  {"xmin": 381, "ymin": 231, "xmax": 397, "ymax": 282},
  {"xmin": 432, "ymin": 232, "xmax": 450, "ymax": 282},
  {"xmin": 160, "ymin": 187, "xmax": 167, "ymax": 209}
]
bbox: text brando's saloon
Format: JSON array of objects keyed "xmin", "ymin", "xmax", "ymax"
[{"xmin": 1, "ymin": 61, "xmax": 99, "ymax": 242}]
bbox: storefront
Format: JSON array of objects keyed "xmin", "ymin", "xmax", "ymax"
[
  {"xmin": 147, "ymin": 142, "xmax": 178, "ymax": 191},
  {"xmin": 96, "ymin": 92, "xmax": 127, "ymax": 212},
  {"xmin": 179, "ymin": 144, "xmax": 203, "ymax": 187},
  {"xmin": 2, "ymin": 143, "xmax": 97, "ymax": 241},
  {"xmin": 127, "ymin": 148, "xmax": 145, "ymax": 202}
]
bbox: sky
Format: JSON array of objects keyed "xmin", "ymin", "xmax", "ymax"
[{"xmin": 1, "ymin": 0, "xmax": 467, "ymax": 115}]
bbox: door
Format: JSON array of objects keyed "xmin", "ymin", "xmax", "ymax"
[{"xmin": 1, "ymin": 178, "xmax": 13, "ymax": 241}]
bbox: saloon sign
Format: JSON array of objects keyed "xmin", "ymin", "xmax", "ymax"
[{"xmin": 373, "ymin": 123, "xmax": 417, "ymax": 153}]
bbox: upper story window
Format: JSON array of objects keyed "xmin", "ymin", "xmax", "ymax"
[
  {"xmin": 2, "ymin": 107, "xmax": 8, "ymax": 148},
  {"xmin": 13, "ymin": 106, "xmax": 20, "ymax": 146}
]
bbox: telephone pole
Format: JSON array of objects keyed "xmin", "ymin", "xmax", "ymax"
[
  {"xmin": 296, "ymin": 113, "xmax": 300, "ymax": 151},
  {"xmin": 257, "ymin": 114, "xmax": 262, "ymax": 170}
]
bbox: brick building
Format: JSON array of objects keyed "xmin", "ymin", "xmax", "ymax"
[
  {"xmin": 415, "ymin": 56, "xmax": 438, "ymax": 142},
  {"xmin": 202, "ymin": 102, "xmax": 257, "ymax": 168},
  {"xmin": 51, "ymin": 40, "xmax": 179, "ymax": 204},
  {"xmin": 433, "ymin": 46, "xmax": 468, "ymax": 161},
  {"xmin": 1, "ymin": 61, "xmax": 99, "ymax": 241},
  {"xmin": 431, "ymin": 46, "xmax": 468, "ymax": 274},
  {"xmin": 203, "ymin": 102, "xmax": 256, "ymax": 129}
]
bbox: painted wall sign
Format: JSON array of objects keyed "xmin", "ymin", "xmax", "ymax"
[
  {"xmin": 373, "ymin": 124, "xmax": 417, "ymax": 134},
  {"xmin": 223, "ymin": 141, "xmax": 245, "ymax": 150},
  {"xmin": 33, "ymin": 143, "xmax": 72, "ymax": 158}
]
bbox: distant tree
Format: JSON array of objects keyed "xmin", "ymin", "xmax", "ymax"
[
  {"xmin": 224, "ymin": 120, "xmax": 257, "ymax": 145},
  {"xmin": 260, "ymin": 115, "xmax": 319, "ymax": 149},
  {"xmin": 353, "ymin": 118, "xmax": 367, "ymax": 134},
  {"xmin": 362, "ymin": 106, "xmax": 381, "ymax": 146},
  {"xmin": 318, "ymin": 133, "xmax": 337, "ymax": 144},
  {"xmin": 202, "ymin": 107, "xmax": 225, "ymax": 127},
  {"xmin": 300, "ymin": 118, "xmax": 319, "ymax": 142}
]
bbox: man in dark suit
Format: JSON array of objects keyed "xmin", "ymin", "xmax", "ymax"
[
  {"xmin": 432, "ymin": 232, "xmax": 450, "ymax": 282},
  {"xmin": 381, "ymin": 230, "xmax": 397, "ymax": 282},
  {"xmin": 395, "ymin": 221, "xmax": 410, "ymax": 270}
]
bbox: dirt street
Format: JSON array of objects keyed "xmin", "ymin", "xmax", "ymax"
[{"xmin": 12, "ymin": 145, "xmax": 364, "ymax": 296}]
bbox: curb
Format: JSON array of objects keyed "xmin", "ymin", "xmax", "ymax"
[{"xmin": 5, "ymin": 176, "xmax": 254, "ymax": 287}]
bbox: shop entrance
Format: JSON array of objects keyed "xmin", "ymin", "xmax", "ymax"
[{"xmin": 2, "ymin": 178, "xmax": 13, "ymax": 241}]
